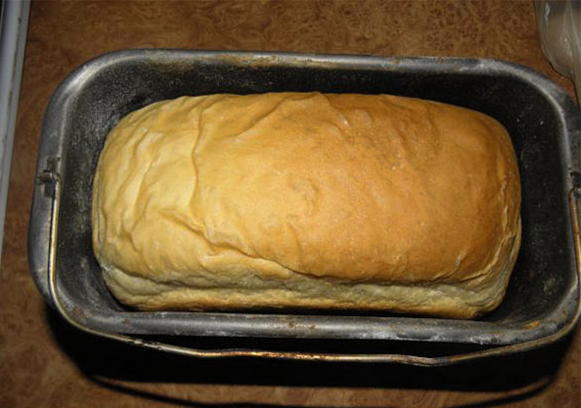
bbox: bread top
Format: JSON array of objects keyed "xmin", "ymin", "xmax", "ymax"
[{"xmin": 93, "ymin": 92, "xmax": 521, "ymax": 290}]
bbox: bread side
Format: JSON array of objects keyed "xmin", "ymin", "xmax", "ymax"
[{"xmin": 92, "ymin": 92, "xmax": 521, "ymax": 318}]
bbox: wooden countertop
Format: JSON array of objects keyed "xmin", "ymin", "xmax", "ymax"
[{"xmin": 1, "ymin": 1, "xmax": 579, "ymax": 407}]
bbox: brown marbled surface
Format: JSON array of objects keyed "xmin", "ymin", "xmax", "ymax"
[{"xmin": 1, "ymin": 0, "xmax": 580, "ymax": 407}]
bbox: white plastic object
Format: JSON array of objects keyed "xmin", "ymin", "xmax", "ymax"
[{"xmin": 535, "ymin": 0, "xmax": 581, "ymax": 103}]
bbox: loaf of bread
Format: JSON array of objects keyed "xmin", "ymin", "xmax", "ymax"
[{"xmin": 92, "ymin": 92, "xmax": 521, "ymax": 319}]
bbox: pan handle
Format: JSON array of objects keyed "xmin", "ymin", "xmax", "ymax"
[{"xmin": 40, "ymin": 167, "xmax": 581, "ymax": 367}]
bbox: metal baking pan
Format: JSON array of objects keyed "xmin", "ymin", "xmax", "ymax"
[{"xmin": 28, "ymin": 50, "xmax": 581, "ymax": 366}]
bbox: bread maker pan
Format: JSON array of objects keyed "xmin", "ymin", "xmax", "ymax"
[{"xmin": 28, "ymin": 50, "xmax": 581, "ymax": 366}]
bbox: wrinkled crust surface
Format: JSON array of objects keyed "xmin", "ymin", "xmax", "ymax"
[{"xmin": 92, "ymin": 92, "xmax": 521, "ymax": 318}]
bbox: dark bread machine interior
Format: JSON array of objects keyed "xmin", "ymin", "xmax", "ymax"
[{"xmin": 35, "ymin": 51, "xmax": 579, "ymax": 344}]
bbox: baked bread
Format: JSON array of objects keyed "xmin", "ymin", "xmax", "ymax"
[{"xmin": 92, "ymin": 92, "xmax": 521, "ymax": 319}]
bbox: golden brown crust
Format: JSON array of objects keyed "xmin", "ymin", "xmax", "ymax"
[{"xmin": 92, "ymin": 92, "xmax": 521, "ymax": 318}]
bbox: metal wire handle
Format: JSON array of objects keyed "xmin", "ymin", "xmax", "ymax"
[{"xmin": 40, "ymin": 168, "xmax": 581, "ymax": 367}]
